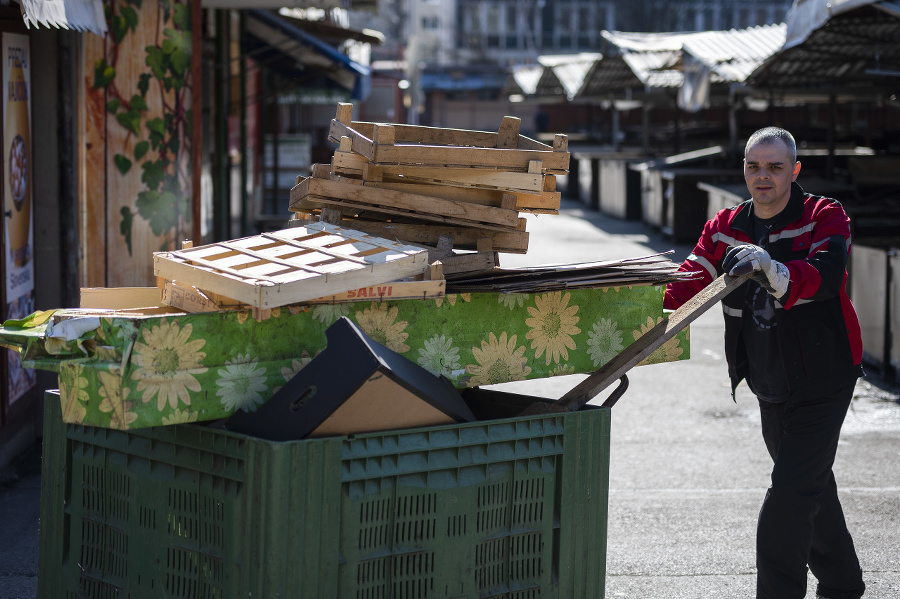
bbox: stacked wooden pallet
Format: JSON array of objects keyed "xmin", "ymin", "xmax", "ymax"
[{"xmin": 289, "ymin": 103, "xmax": 569, "ymax": 275}]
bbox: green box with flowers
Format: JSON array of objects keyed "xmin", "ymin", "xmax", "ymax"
[{"xmin": 1, "ymin": 285, "xmax": 687, "ymax": 429}]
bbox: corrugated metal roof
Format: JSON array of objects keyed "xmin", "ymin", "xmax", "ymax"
[
  {"xmin": 622, "ymin": 50, "xmax": 683, "ymax": 88},
  {"xmin": 681, "ymin": 24, "xmax": 787, "ymax": 82},
  {"xmin": 508, "ymin": 53, "xmax": 601, "ymax": 100},
  {"xmin": 600, "ymin": 24, "xmax": 786, "ymax": 89},
  {"xmin": 576, "ymin": 55, "xmax": 643, "ymax": 98},
  {"xmin": 547, "ymin": 54, "xmax": 602, "ymax": 99},
  {"xmin": 748, "ymin": 2, "xmax": 900, "ymax": 89},
  {"xmin": 509, "ymin": 64, "xmax": 544, "ymax": 96}
]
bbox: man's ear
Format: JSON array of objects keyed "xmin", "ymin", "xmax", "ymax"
[{"xmin": 792, "ymin": 161, "xmax": 801, "ymax": 180}]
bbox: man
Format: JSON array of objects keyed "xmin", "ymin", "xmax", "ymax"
[{"xmin": 664, "ymin": 127, "xmax": 866, "ymax": 599}]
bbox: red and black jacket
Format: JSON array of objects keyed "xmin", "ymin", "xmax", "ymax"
[{"xmin": 664, "ymin": 182, "xmax": 863, "ymax": 401}]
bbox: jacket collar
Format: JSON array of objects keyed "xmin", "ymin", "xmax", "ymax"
[{"xmin": 730, "ymin": 181, "xmax": 806, "ymax": 235}]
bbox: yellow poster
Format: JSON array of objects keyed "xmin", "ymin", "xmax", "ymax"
[{"xmin": 3, "ymin": 32, "xmax": 35, "ymax": 404}]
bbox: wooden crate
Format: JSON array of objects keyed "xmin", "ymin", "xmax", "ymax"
[
  {"xmin": 327, "ymin": 103, "xmax": 570, "ymax": 173},
  {"xmin": 290, "ymin": 173, "xmax": 521, "ymax": 231},
  {"xmin": 330, "ymin": 149, "xmax": 560, "ymax": 214},
  {"xmin": 154, "ymin": 222, "xmax": 430, "ymax": 310}
]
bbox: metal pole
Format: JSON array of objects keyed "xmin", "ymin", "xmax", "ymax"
[
  {"xmin": 191, "ymin": 0, "xmax": 203, "ymax": 245},
  {"xmin": 214, "ymin": 10, "xmax": 229, "ymax": 241},
  {"xmin": 57, "ymin": 31, "xmax": 78, "ymax": 307},
  {"xmin": 239, "ymin": 11, "xmax": 249, "ymax": 236}
]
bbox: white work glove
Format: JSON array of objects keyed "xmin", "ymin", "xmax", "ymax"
[{"xmin": 722, "ymin": 244, "xmax": 790, "ymax": 299}]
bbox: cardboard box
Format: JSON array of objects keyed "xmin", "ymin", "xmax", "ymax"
[{"xmin": 226, "ymin": 317, "xmax": 475, "ymax": 440}]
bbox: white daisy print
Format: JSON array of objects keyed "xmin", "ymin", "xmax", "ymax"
[
  {"xmin": 587, "ymin": 317, "xmax": 624, "ymax": 367},
  {"xmin": 417, "ymin": 334, "xmax": 462, "ymax": 378},
  {"xmin": 215, "ymin": 353, "xmax": 269, "ymax": 413}
]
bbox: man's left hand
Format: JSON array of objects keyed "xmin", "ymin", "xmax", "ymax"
[{"xmin": 722, "ymin": 244, "xmax": 790, "ymax": 299}]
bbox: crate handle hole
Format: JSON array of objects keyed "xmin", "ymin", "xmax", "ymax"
[{"xmin": 290, "ymin": 386, "xmax": 318, "ymax": 411}]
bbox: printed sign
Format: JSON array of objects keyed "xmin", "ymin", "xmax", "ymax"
[{"xmin": 3, "ymin": 33, "xmax": 35, "ymax": 404}]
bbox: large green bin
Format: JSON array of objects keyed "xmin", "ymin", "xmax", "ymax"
[{"xmin": 38, "ymin": 389, "xmax": 610, "ymax": 598}]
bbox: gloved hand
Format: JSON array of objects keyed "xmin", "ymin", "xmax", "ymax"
[{"xmin": 722, "ymin": 244, "xmax": 790, "ymax": 299}]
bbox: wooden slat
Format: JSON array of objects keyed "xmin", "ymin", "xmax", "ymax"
[
  {"xmin": 439, "ymin": 252, "xmax": 496, "ymax": 275},
  {"xmin": 358, "ymin": 163, "xmax": 544, "ymax": 194},
  {"xmin": 497, "ymin": 116, "xmax": 521, "ymax": 149},
  {"xmin": 263, "ymin": 228, "xmax": 419, "ymax": 257},
  {"xmin": 301, "ymin": 279, "xmax": 445, "ymax": 304},
  {"xmin": 328, "ymin": 119, "xmax": 376, "ymax": 160},
  {"xmin": 293, "ymin": 219, "xmax": 530, "ymax": 253},
  {"xmin": 520, "ymin": 273, "xmax": 752, "ymax": 415},
  {"xmin": 290, "ymin": 176, "xmax": 520, "ymax": 229},
  {"xmin": 332, "ymin": 149, "xmax": 369, "ymax": 173},
  {"xmin": 338, "ymin": 121, "xmax": 502, "ymax": 149},
  {"xmin": 299, "ymin": 196, "xmax": 520, "ymax": 233},
  {"xmin": 371, "ymin": 143, "xmax": 570, "ymax": 172},
  {"xmin": 351, "ymin": 177, "xmax": 560, "ymax": 212}
]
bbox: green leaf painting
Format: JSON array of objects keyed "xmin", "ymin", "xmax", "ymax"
[{"xmin": 98, "ymin": 0, "xmax": 192, "ymax": 256}]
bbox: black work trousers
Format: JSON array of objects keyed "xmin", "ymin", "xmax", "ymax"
[{"xmin": 756, "ymin": 383, "xmax": 865, "ymax": 599}]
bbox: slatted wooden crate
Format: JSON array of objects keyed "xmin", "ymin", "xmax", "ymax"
[
  {"xmin": 154, "ymin": 222, "xmax": 430, "ymax": 310},
  {"xmin": 327, "ymin": 103, "xmax": 570, "ymax": 173},
  {"xmin": 330, "ymin": 139, "xmax": 561, "ymax": 214},
  {"xmin": 289, "ymin": 171, "xmax": 521, "ymax": 232}
]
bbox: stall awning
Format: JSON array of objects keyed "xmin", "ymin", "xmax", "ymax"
[
  {"xmin": 421, "ymin": 69, "xmax": 509, "ymax": 92},
  {"xmin": 19, "ymin": 0, "xmax": 106, "ymax": 36},
  {"xmin": 246, "ymin": 9, "xmax": 371, "ymax": 100}
]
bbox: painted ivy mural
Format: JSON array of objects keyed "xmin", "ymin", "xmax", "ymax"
[{"xmin": 93, "ymin": 0, "xmax": 193, "ymax": 255}]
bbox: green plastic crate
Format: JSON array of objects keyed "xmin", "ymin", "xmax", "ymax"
[{"xmin": 38, "ymin": 389, "xmax": 610, "ymax": 598}]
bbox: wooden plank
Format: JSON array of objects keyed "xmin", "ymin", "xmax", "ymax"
[
  {"xmin": 318, "ymin": 205, "xmax": 343, "ymax": 224},
  {"xmin": 357, "ymin": 163, "xmax": 544, "ymax": 194},
  {"xmin": 332, "ymin": 149, "xmax": 369, "ymax": 174},
  {"xmin": 323, "ymin": 168, "xmax": 556, "ymax": 211},
  {"xmin": 521, "ymin": 273, "xmax": 752, "ymax": 415},
  {"xmin": 311, "ymin": 163, "xmax": 331, "ymax": 178},
  {"xmin": 497, "ymin": 116, "xmax": 521, "ymax": 149},
  {"xmin": 301, "ymin": 279, "xmax": 445, "ymax": 304},
  {"xmin": 371, "ymin": 143, "xmax": 570, "ymax": 172},
  {"xmin": 299, "ymin": 196, "xmax": 520, "ymax": 234},
  {"xmin": 162, "ymin": 280, "xmax": 239, "ymax": 312},
  {"xmin": 335, "ymin": 102, "xmax": 353, "ymax": 124},
  {"xmin": 439, "ymin": 252, "xmax": 496, "ymax": 275},
  {"xmin": 337, "ymin": 121, "xmax": 502, "ymax": 149},
  {"xmin": 290, "ymin": 176, "xmax": 520, "ymax": 229},
  {"xmin": 328, "ymin": 119, "xmax": 376, "ymax": 161},
  {"xmin": 289, "ymin": 218, "xmax": 529, "ymax": 254},
  {"xmin": 80, "ymin": 287, "xmax": 163, "ymax": 309},
  {"xmin": 162, "ymin": 280, "xmax": 274, "ymax": 321},
  {"xmin": 544, "ymin": 174, "xmax": 557, "ymax": 192}
]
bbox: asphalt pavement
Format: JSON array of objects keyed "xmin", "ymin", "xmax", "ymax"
[{"xmin": 1, "ymin": 196, "xmax": 898, "ymax": 598}]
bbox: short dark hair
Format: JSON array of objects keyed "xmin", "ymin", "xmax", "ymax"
[{"xmin": 745, "ymin": 127, "xmax": 797, "ymax": 163}]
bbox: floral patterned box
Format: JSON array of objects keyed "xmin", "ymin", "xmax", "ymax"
[{"xmin": 4, "ymin": 286, "xmax": 688, "ymax": 429}]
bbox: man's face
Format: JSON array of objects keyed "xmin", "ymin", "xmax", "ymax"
[{"xmin": 743, "ymin": 139, "xmax": 801, "ymax": 217}]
